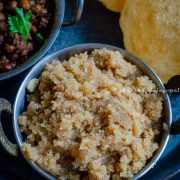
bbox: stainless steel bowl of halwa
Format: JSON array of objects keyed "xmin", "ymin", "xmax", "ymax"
[{"xmin": 1, "ymin": 44, "xmax": 175, "ymax": 180}]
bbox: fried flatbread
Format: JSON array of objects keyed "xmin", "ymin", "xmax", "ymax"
[
  {"xmin": 99, "ymin": 0, "xmax": 125, "ymax": 12},
  {"xmin": 120, "ymin": 0, "xmax": 180, "ymax": 83}
]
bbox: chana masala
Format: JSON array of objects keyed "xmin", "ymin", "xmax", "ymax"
[
  {"xmin": 18, "ymin": 49, "xmax": 163, "ymax": 179},
  {"xmin": 0, "ymin": 0, "xmax": 54, "ymax": 71}
]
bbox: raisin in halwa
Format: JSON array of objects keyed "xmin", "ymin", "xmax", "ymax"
[{"xmin": 18, "ymin": 48, "xmax": 163, "ymax": 179}]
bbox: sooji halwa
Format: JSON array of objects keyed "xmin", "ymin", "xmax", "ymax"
[
  {"xmin": 0, "ymin": 0, "xmax": 54, "ymax": 71},
  {"xmin": 19, "ymin": 49, "xmax": 163, "ymax": 179}
]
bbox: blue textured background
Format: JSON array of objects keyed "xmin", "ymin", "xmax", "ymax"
[{"xmin": 0, "ymin": 0, "xmax": 179, "ymax": 179}]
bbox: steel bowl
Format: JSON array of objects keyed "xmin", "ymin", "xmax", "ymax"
[
  {"xmin": 0, "ymin": 0, "xmax": 84, "ymax": 81},
  {"xmin": 0, "ymin": 43, "xmax": 179, "ymax": 179}
]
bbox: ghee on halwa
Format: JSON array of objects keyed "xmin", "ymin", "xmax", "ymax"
[{"xmin": 18, "ymin": 49, "xmax": 163, "ymax": 179}]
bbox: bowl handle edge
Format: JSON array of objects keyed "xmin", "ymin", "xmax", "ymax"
[
  {"xmin": 63, "ymin": 0, "xmax": 84, "ymax": 26},
  {"xmin": 0, "ymin": 98, "xmax": 18, "ymax": 157}
]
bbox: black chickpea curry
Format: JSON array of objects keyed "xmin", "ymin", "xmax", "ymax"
[{"xmin": 0, "ymin": 0, "xmax": 54, "ymax": 71}]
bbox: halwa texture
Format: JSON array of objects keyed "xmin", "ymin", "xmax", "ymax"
[{"xmin": 18, "ymin": 49, "xmax": 163, "ymax": 179}]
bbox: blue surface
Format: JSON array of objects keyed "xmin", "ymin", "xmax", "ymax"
[{"xmin": 0, "ymin": 0, "xmax": 179, "ymax": 179}]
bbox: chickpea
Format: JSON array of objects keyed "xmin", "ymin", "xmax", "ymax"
[
  {"xmin": 31, "ymin": 25, "xmax": 37, "ymax": 34},
  {"xmin": 4, "ymin": 44, "xmax": 16, "ymax": 53},
  {"xmin": 39, "ymin": 17, "xmax": 48, "ymax": 29},
  {"xmin": 30, "ymin": 23, "xmax": 37, "ymax": 34},
  {"xmin": 0, "ymin": 2, "xmax": 4, "ymax": 11},
  {"xmin": 0, "ymin": 35, "xmax": 4, "ymax": 45},
  {"xmin": 31, "ymin": 4, "xmax": 47, "ymax": 16},
  {"xmin": 35, "ymin": 0, "xmax": 46, "ymax": 6},
  {"xmin": 20, "ymin": 42, "xmax": 33, "ymax": 56},
  {"xmin": 27, "ymin": 33, "xmax": 32, "ymax": 40},
  {"xmin": 7, "ymin": 1, "xmax": 18, "ymax": 11},
  {"xmin": 10, "ymin": 53, "xmax": 18, "ymax": 61},
  {"xmin": 11, "ymin": 61, "xmax": 16, "ymax": 68},
  {"xmin": 27, "ymin": 42, "xmax": 33, "ymax": 50},
  {"xmin": 0, "ymin": 22, "xmax": 8, "ymax": 32},
  {"xmin": 41, "ymin": 7, "xmax": 47, "ymax": 15},
  {"xmin": 0, "ymin": 56, "xmax": 12, "ymax": 71},
  {"xmin": 19, "ymin": 0, "xmax": 31, "ymax": 10},
  {"xmin": 3, "ymin": 63, "xmax": 13, "ymax": 71},
  {"xmin": 0, "ymin": 12, "xmax": 5, "ymax": 21}
]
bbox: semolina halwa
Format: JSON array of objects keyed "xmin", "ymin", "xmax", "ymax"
[{"xmin": 18, "ymin": 48, "xmax": 163, "ymax": 179}]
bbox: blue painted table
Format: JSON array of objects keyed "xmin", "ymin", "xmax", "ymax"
[{"xmin": 0, "ymin": 0, "xmax": 179, "ymax": 179}]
